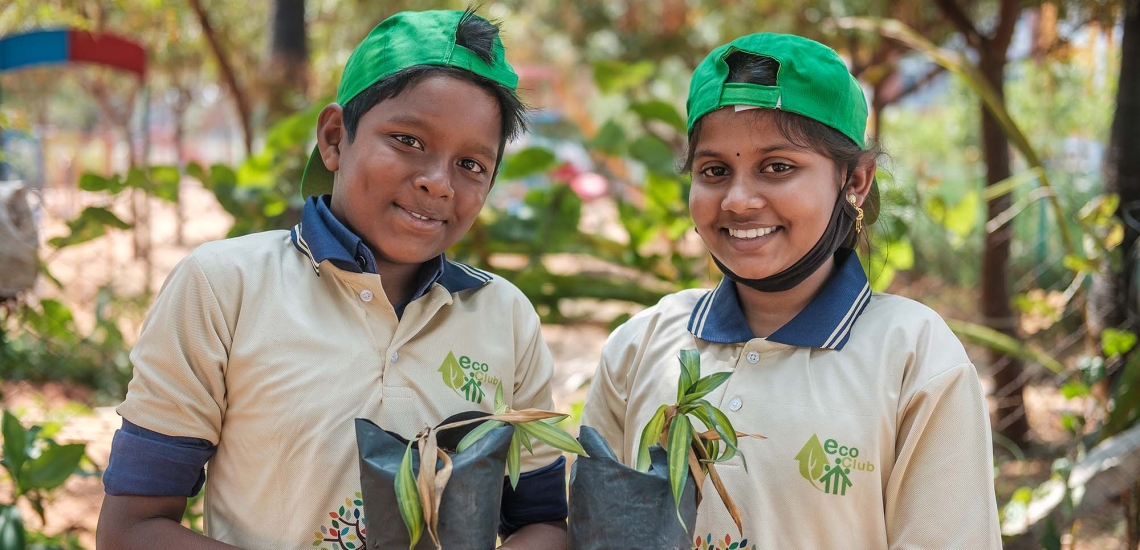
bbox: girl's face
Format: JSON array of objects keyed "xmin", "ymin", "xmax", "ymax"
[{"xmin": 688, "ymin": 107, "xmax": 845, "ymax": 280}]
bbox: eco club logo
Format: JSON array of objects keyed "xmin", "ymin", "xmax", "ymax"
[
  {"xmin": 438, "ymin": 351, "xmax": 500, "ymax": 404},
  {"xmin": 793, "ymin": 434, "xmax": 874, "ymax": 496}
]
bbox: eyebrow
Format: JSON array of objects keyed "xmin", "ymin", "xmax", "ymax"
[
  {"xmin": 386, "ymin": 115, "xmax": 499, "ymax": 161},
  {"xmin": 694, "ymin": 144, "xmax": 806, "ymax": 159},
  {"xmin": 466, "ymin": 141, "xmax": 499, "ymax": 163}
]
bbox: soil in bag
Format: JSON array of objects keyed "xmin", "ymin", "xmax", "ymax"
[
  {"xmin": 356, "ymin": 412, "xmax": 514, "ymax": 550},
  {"xmin": 567, "ymin": 425, "xmax": 697, "ymax": 550}
]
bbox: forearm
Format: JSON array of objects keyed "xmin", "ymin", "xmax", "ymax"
[
  {"xmin": 97, "ymin": 495, "xmax": 242, "ymax": 550},
  {"xmin": 498, "ymin": 520, "xmax": 566, "ymax": 550}
]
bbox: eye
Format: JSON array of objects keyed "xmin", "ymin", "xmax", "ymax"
[
  {"xmin": 699, "ymin": 165, "xmax": 730, "ymax": 178},
  {"xmin": 458, "ymin": 158, "xmax": 487, "ymax": 174},
  {"xmin": 392, "ymin": 134, "xmax": 423, "ymax": 150},
  {"xmin": 761, "ymin": 162, "xmax": 793, "ymax": 173}
]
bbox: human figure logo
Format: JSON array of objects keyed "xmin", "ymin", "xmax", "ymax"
[
  {"xmin": 793, "ymin": 433, "xmax": 873, "ymax": 495},
  {"xmin": 438, "ymin": 351, "xmax": 500, "ymax": 404}
]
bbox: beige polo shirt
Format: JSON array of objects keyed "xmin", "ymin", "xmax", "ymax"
[
  {"xmin": 117, "ymin": 227, "xmax": 560, "ymax": 550},
  {"xmin": 580, "ymin": 249, "xmax": 1002, "ymax": 550}
]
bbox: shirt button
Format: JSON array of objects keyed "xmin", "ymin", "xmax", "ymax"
[
  {"xmin": 746, "ymin": 351, "xmax": 760, "ymax": 364},
  {"xmin": 390, "ymin": 351, "xmax": 399, "ymax": 363},
  {"xmin": 728, "ymin": 397, "xmax": 743, "ymax": 411},
  {"xmin": 360, "ymin": 289, "xmax": 374, "ymax": 302},
  {"xmin": 356, "ymin": 255, "xmax": 367, "ymax": 269}
]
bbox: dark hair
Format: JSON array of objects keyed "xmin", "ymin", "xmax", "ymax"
[
  {"xmin": 341, "ymin": 8, "xmax": 527, "ymax": 174},
  {"xmin": 682, "ymin": 50, "xmax": 884, "ymax": 242}
]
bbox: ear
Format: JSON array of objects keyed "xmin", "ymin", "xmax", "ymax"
[
  {"xmin": 846, "ymin": 156, "xmax": 877, "ymax": 207},
  {"xmin": 316, "ymin": 104, "xmax": 346, "ymax": 172}
]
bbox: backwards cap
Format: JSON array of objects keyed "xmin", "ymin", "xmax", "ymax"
[
  {"xmin": 301, "ymin": 9, "xmax": 519, "ymax": 197},
  {"xmin": 686, "ymin": 33, "xmax": 868, "ymax": 148}
]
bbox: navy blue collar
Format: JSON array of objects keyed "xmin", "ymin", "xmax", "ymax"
[
  {"xmin": 289, "ymin": 195, "xmax": 489, "ymax": 297},
  {"xmin": 687, "ymin": 248, "xmax": 872, "ymax": 350}
]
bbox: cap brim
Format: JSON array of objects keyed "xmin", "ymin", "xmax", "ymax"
[{"xmin": 301, "ymin": 145, "xmax": 335, "ymax": 198}]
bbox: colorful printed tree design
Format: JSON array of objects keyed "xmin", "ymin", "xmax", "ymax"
[
  {"xmin": 312, "ymin": 492, "xmax": 367, "ymax": 549},
  {"xmin": 693, "ymin": 532, "xmax": 756, "ymax": 550}
]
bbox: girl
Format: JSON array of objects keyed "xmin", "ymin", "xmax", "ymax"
[{"xmin": 580, "ymin": 33, "xmax": 1002, "ymax": 550}]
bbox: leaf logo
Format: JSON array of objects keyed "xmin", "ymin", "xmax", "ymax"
[
  {"xmin": 793, "ymin": 434, "xmax": 826, "ymax": 491},
  {"xmin": 438, "ymin": 351, "xmax": 464, "ymax": 393}
]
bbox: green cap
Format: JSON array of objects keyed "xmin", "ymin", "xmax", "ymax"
[
  {"xmin": 686, "ymin": 33, "xmax": 868, "ymax": 148},
  {"xmin": 301, "ymin": 10, "xmax": 519, "ymax": 197}
]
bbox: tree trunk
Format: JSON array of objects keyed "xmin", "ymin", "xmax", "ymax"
[
  {"xmin": 979, "ymin": 46, "xmax": 1031, "ymax": 447},
  {"xmin": 1090, "ymin": 0, "xmax": 1140, "ymax": 372},
  {"xmin": 265, "ymin": 0, "xmax": 309, "ymax": 124},
  {"xmin": 189, "ymin": 0, "xmax": 254, "ymax": 157}
]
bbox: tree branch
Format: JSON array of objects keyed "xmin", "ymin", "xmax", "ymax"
[
  {"xmin": 933, "ymin": 0, "xmax": 985, "ymax": 49},
  {"xmin": 879, "ymin": 64, "xmax": 948, "ymax": 106},
  {"xmin": 993, "ymin": 0, "xmax": 1022, "ymax": 53},
  {"xmin": 188, "ymin": 0, "xmax": 254, "ymax": 156}
]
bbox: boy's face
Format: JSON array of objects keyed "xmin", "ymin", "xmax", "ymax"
[{"xmin": 318, "ymin": 74, "xmax": 502, "ymax": 271}]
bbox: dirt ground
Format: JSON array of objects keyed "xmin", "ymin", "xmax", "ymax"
[{"xmin": 2, "ymin": 183, "xmax": 1133, "ymax": 549}]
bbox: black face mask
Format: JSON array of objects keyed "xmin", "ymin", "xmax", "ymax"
[{"xmin": 711, "ymin": 188, "xmax": 859, "ymax": 293}]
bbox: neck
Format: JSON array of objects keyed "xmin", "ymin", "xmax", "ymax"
[
  {"xmin": 375, "ymin": 261, "xmax": 422, "ymax": 308},
  {"xmin": 736, "ymin": 257, "xmax": 837, "ymax": 338}
]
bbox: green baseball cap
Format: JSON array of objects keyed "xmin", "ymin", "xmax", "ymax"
[
  {"xmin": 301, "ymin": 9, "xmax": 519, "ymax": 197},
  {"xmin": 686, "ymin": 33, "xmax": 868, "ymax": 148}
]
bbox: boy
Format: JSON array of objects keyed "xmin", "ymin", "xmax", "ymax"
[{"xmin": 97, "ymin": 9, "xmax": 567, "ymax": 549}]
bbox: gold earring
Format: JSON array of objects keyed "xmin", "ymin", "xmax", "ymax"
[{"xmin": 848, "ymin": 194, "xmax": 864, "ymax": 234}]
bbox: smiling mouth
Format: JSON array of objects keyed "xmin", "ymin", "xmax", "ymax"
[
  {"xmin": 726, "ymin": 226, "xmax": 779, "ymax": 240},
  {"xmin": 399, "ymin": 205, "xmax": 444, "ymax": 223}
]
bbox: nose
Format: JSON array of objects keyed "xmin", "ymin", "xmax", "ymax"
[
  {"xmin": 415, "ymin": 162, "xmax": 453, "ymax": 199},
  {"xmin": 721, "ymin": 176, "xmax": 765, "ymax": 214}
]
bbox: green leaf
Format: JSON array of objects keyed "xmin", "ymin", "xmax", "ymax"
[
  {"xmin": 516, "ymin": 419, "xmax": 588, "ymax": 457},
  {"xmin": 630, "ymin": 100, "xmax": 686, "ymax": 132},
  {"xmin": 23, "ymin": 443, "xmax": 85, "ymax": 491},
  {"xmin": 78, "ymin": 172, "xmax": 127, "ymax": 194},
  {"xmin": 692, "ymin": 400, "xmax": 743, "ymax": 469},
  {"xmin": 946, "ymin": 319, "xmax": 1065, "ymax": 374},
  {"xmin": 793, "ymin": 434, "xmax": 826, "ymax": 491},
  {"xmin": 456, "ymin": 420, "xmax": 506, "ymax": 454},
  {"xmin": 667, "ymin": 414, "xmax": 692, "ymax": 529},
  {"xmin": 1059, "ymin": 381, "xmax": 1089, "ymax": 400},
  {"xmin": 507, "ymin": 430, "xmax": 523, "ymax": 489},
  {"xmin": 186, "ymin": 162, "xmax": 209, "ymax": 186},
  {"xmin": 679, "ymin": 372, "xmax": 731, "ymax": 406},
  {"xmin": 629, "ymin": 135, "xmax": 675, "ymax": 176},
  {"xmin": 590, "ymin": 120, "xmax": 627, "ymax": 156},
  {"xmin": 494, "ymin": 384, "xmax": 506, "ymax": 414},
  {"xmin": 677, "ymin": 349, "xmax": 701, "ymax": 399},
  {"xmin": 394, "ymin": 442, "xmax": 423, "ymax": 549},
  {"xmin": 1062, "ymin": 254, "xmax": 1097, "ymax": 273},
  {"xmin": 635, "ymin": 405, "xmax": 669, "ymax": 473},
  {"xmin": 0, "ymin": 505, "xmax": 26, "ymax": 550},
  {"xmin": 1101, "ymin": 328, "xmax": 1137, "ymax": 358},
  {"xmin": 1, "ymin": 412, "xmax": 27, "ymax": 481},
  {"xmin": 499, "ymin": 148, "xmax": 557, "ymax": 181},
  {"xmin": 148, "ymin": 166, "xmax": 182, "ymax": 203},
  {"xmin": 518, "ymin": 429, "xmax": 534, "ymax": 455},
  {"xmin": 48, "ymin": 207, "xmax": 132, "ymax": 249},
  {"xmin": 592, "ymin": 60, "xmax": 654, "ymax": 93},
  {"xmin": 438, "ymin": 352, "xmax": 464, "ymax": 392}
]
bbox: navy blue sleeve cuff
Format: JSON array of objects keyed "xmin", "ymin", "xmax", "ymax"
[
  {"xmin": 102, "ymin": 419, "xmax": 216, "ymax": 497},
  {"xmin": 499, "ymin": 456, "xmax": 568, "ymax": 539}
]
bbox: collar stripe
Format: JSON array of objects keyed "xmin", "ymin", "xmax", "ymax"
[
  {"xmin": 453, "ymin": 261, "xmax": 492, "ymax": 283},
  {"xmin": 687, "ymin": 291, "xmax": 713, "ymax": 337},
  {"xmin": 823, "ymin": 282, "xmax": 871, "ymax": 349},
  {"xmin": 695, "ymin": 284, "xmax": 721, "ymax": 338},
  {"xmin": 292, "ymin": 223, "xmax": 321, "ymax": 274},
  {"xmin": 686, "ymin": 249, "xmax": 870, "ymax": 350},
  {"xmin": 826, "ymin": 289, "xmax": 871, "ymax": 349}
]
